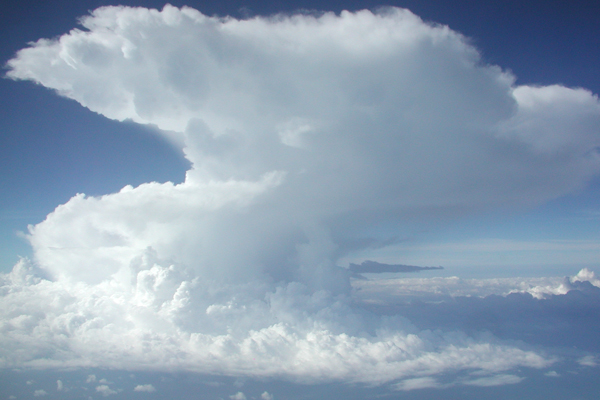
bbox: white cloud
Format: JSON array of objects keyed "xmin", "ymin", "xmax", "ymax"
[
  {"xmin": 577, "ymin": 355, "xmax": 597, "ymax": 367},
  {"xmin": 261, "ymin": 391, "xmax": 274, "ymax": 400},
  {"xmin": 96, "ymin": 385, "xmax": 117, "ymax": 396},
  {"xmin": 230, "ymin": 392, "xmax": 247, "ymax": 400},
  {"xmin": 8, "ymin": 6, "xmax": 600, "ymax": 238},
  {"xmin": 571, "ymin": 268, "xmax": 600, "ymax": 287},
  {"xmin": 6, "ymin": 5, "xmax": 600, "ymax": 289},
  {"xmin": 33, "ymin": 390, "xmax": 47, "ymax": 397},
  {"xmin": 499, "ymin": 85, "xmax": 600, "ymax": 155},
  {"xmin": 57, "ymin": 380, "xmax": 63, "ymax": 391},
  {"xmin": 393, "ymin": 376, "xmax": 442, "ymax": 391},
  {"xmin": 0, "ymin": 258, "xmax": 557, "ymax": 384},
  {"xmin": 134, "ymin": 384, "xmax": 156, "ymax": 392},
  {"xmin": 462, "ymin": 374, "xmax": 524, "ymax": 387},
  {"xmin": 86, "ymin": 374, "xmax": 96, "ymax": 383},
  {"xmin": 2, "ymin": 3, "xmax": 600, "ymax": 389},
  {"xmin": 353, "ymin": 273, "xmax": 583, "ymax": 301}
]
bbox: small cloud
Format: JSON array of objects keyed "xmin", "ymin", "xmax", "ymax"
[
  {"xmin": 578, "ymin": 355, "xmax": 597, "ymax": 367},
  {"xmin": 9, "ymin": 396, "xmax": 17, "ymax": 399},
  {"xmin": 99, "ymin": 378, "xmax": 110, "ymax": 384},
  {"xmin": 134, "ymin": 384, "xmax": 156, "ymax": 393},
  {"xmin": 57, "ymin": 380, "xmax": 63, "ymax": 391},
  {"xmin": 86, "ymin": 375, "xmax": 96, "ymax": 383},
  {"xmin": 26, "ymin": 380, "xmax": 34, "ymax": 385},
  {"xmin": 33, "ymin": 390, "xmax": 47, "ymax": 397},
  {"xmin": 462, "ymin": 374, "xmax": 523, "ymax": 387},
  {"xmin": 96, "ymin": 385, "xmax": 117, "ymax": 396},
  {"xmin": 544, "ymin": 370, "xmax": 560, "ymax": 377},
  {"xmin": 393, "ymin": 377, "xmax": 441, "ymax": 391},
  {"xmin": 233, "ymin": 378, "xmax": 245, "ymax": 388},
  {"xmin": 230, "ymin": 392, "xmax": 247, "ymax": 400},
  {"xmin": 261, "ymin": 392, "xmax": 274, "ymax": 400},
  {"xmin": 571, "ymin": 268, "xmax": 600, "ymax": 287}
]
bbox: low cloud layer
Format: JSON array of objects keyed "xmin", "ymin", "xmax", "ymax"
[
  {"xmin": 1, "ymin": 258, "xmax": 581, "ymax": 384},
  {"xmin": 3, "ymin": 259, "xmax": 600, "ymax": 391},
  {"xmin": 3, "ymin": 4, "xmax": 600, "ymax": 390}
]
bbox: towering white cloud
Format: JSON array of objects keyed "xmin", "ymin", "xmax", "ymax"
[
  {"xmin": 7, "ymin": 4, "xmax": 600, "ymax": 288},
  {"xmin": 3, "ymin": 4, "xmax": 600, "ymax": 388}
]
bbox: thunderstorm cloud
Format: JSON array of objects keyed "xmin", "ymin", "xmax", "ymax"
[{"xmin": 2, "ymin": 4, "xmax": 600, "ymax": 393}]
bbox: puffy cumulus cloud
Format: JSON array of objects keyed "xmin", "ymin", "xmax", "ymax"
[
  {"xmin": 0, "ymin": 258, "xmax": 551, "ymax": 383},
  {"xmin": 133, "ymin": 384, "xmax": 156, "ymax": 392},
  {"xmin": 25, "ymin": 172, "xmax": 286, "ymax": 286},
  {"xmin": 96, "ymin": 384, "xmax": 118, "ymax": 396},
  {"xmin": 571, "ymin": 268, "xmax": 600, "ymax": 287},
  {"xmin": 261, "ymin": 391, "xmax": 274, "ymax": 400},
  {"xmin": 3, "ymin": 3, "xmax": 600, "ymax": 389},
  {"xmin": 230, "ymin": 392, "xmax": 247, "ymax": 400}
]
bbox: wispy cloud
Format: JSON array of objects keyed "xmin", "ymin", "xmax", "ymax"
[{"xmin": 462, "ymin": 374, "xmax": 524, "ymax": 387}]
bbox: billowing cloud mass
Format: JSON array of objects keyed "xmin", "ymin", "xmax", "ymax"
[{"xmin": 3, "ymin": 4, "xmax": 600, "ymax": 390}]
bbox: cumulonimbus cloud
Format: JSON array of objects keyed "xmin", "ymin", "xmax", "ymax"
[{"xmin": 3, "ymin": 4, "xmax": 600, "ymax": 387}]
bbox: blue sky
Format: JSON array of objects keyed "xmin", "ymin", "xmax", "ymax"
[{"xmin": 1, "ymin": 1, "xmax": 600, "ymax": 399}]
